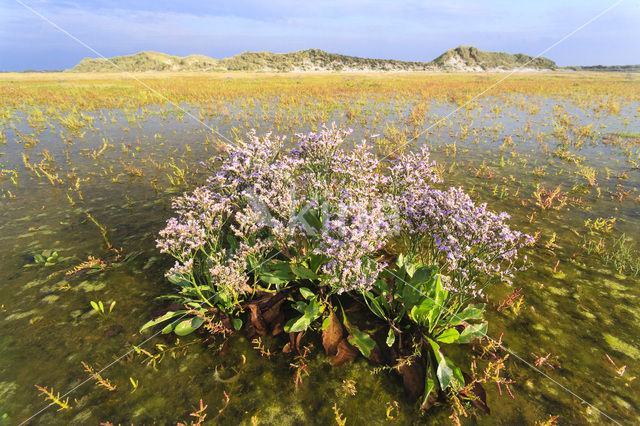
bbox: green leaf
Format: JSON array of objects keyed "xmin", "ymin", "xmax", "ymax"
[
  {"xmin": 226, "ymin": 234, "xmax": 238, "ymax": 250},
  {"xmin": 386, "ymin": 328, "xmax": 396, "ymax": 347},
  {"xmin": 451, "ymin": 362, "xmax": 464, "ymax": 387},
  {"xmin": 259, "ymin": 273, "xmax": 289, "ymax": 285},
  {"xmin": 434, "ymin": 274, "xmax": 448, "ymax": 302},
  {"xmin": 428, "ymin": 275, "xmax": 448, "ymax": 329},
  {"xmin": 307, "ymin": 254, "xmax": 327, "ymax": 273},
  {"xmin": 437, "ymin": 358, "xmax": 454, "ymax": 389},
  {"xmin": 435, "ymin": 328, "xmax": 460, "ymax": 344},
  {"xmin": 259, "ymin": 261, "xmax": 295, "ymax": 284},
  {"xmin": 410, "ymin": 265, "xmax": 435, "ymax": 288},
  {"xmin": 90, "ymin": 301, "xmax": 99, "ymax": 312},
  {"xmin": 455, "ymin": 322, "xmax": 488, "ymax": 343},
  {"xmin": 403, "ymin": 257, "xmax": 417, "ymax": 277},
  {"xmin": 427, "ymin": 338, "xmax": 441, "ymax": 360},
  {"xmin": 34, "ymin": 254, "xmax": 45, "ymax": 264},
  {"xmin": 174, "ymin": 317, "xmax": 205, "ymax": 336},
  {"xmin": 292, "ymin": 301, "xmax": 307, "ymax": 313},
  {"xmin": 401, "ymin": 282, "xmax": 422, "ymax": 311},
  {"xmin": 292, "ymin": 265, "xmax": 320, "ymax": 280},
  {"xmin": 422, "ymin": 377, "xmax": 436, "ymax": 408},
  {"xmin": 301, "ymin": 208, "xmax": 322, "ymax": 231},
  {"xmin": 363, "ymin": 291, "xmax": 387, "ymax": 319},
  {"xmin": 232, "ymin": 318, "xmax": 243, "ymax": 331},
  {"xmin": 373, "ymin": 278, "xmax": 389, "ymax": 293},
  {"xmin": 435, "ymin": 352, "xmax": 464, "ymax": 390},
  {"xmin": 284, "ymin": 315, "xmax": 312, "ymax": 333},
  {"xmin": 214, "ymin": 291, "xmax": 231, "ymax": 307},
  {"xmin": 347, "ymin": 328, "xmax": 376, "ymax": 358},
  {"xmin": 451, "ymin": 304, "xmax": 485, "ymax": 325},
  {"xmin": 410, "ymin": 298, "xmax": 435, "ymax": 324},
  {"xmin": 321, "ymin": 315, "xmax": 331, "ymax": 331},
  {"xmin": 246, "ymin": 256, "xmax": 259, "ymax": 271},
  {"xmin": 167, "ymin": 274, "xmax": 191, "ymax": 288},
  {"xmin": 123, "ymin": 252, "xmax": 139, "ymax": 263},
  {"xmin": 161, "ymin": 319, "xmax": 181, "ymax": 334},
  {"xmin": 340, "ymin": 308, "xmax": 375, "ymax": 357},
  {"xmin": 139, "ymin": 310, "xmax": 187, "ymax": 332},
  {"xmin": 285, "ymin": 299, "xmax": 322, "ymax": 333},
  {"xmin": 299, "ymin": 287, "xmax": 315, "ymax": 300}
]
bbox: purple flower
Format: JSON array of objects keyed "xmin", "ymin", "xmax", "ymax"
[{"xmin": 157, "ymin": 124, "xmax": 532, "ymax": 300}]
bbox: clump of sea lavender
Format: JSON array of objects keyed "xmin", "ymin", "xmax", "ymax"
[{"xmin": 157, "ymin": 124, "xmax": 532, "ymax": 301}]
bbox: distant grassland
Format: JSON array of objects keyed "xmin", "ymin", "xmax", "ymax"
[{"xmin": 1, "ymin": 71, "xmax": 638, "ymax": 112}]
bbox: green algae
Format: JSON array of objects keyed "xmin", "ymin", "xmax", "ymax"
[
  {"xmin": 4, "ymin": 309, "xmax": 39, "ymax": 322},
  {"xmin": 75, "ymin": 280, "xmax": 106, "ymax": 292},
  {"xmin": 0, "ymin": 382, "xmax": 17, "ymax": 401},
  {"xmin": 41, "ymin": 294, "xmax": 59, "ymax": 304},
  {"xmin": 603, "ymin": 333, "xmax": 640, "ymax": 360}
]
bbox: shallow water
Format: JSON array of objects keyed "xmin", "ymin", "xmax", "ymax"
[{"xmin": 1, "ymin": 79, "xmax": 639, "ymax": 425}]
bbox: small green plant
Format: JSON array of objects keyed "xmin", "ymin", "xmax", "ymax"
[
  {"xmin": 584, "ymin": 217, "xmax": 616, "ymax": 234},
  {"xmin": 90, "ymin": 300, "xmax": 116, "ymax": 317},
  {"xmin": 129, "ymin": 377, "xmax": 139, "ymax": 393},
  {"xmin": 602, "ymin": 234, "xmax": 640, "ymax": 276},
  {"xmin": 177, "ymin": 399, "xmax": 208, "ymax": 426},
  {"xmin": 284, "ymin": 287, "xmax": 325, "ymax": 333},
  {"xmin": 582, "ymin": 218, "xmax": 639, "ymax": 276},
  {"xmin": 139, "ymin": 308, "xmax": 206, "ymax": 336},
  {"xmin": 28, "ymin": 249, "xmax": 69, "ymax": 267},
  {"xmin": 576, "ymin": 164, "xmax": 597, "ymax": 186},
  {"xmin": 333, "ymin": 403, "xmax": 347, "ymax": 426},
  {"xmin": 533, "ymin": 184, "xmax": 567, "ymax": 210},
  {"xmin": 81, "ymin": 361, "xmax": 116, "ymax": 391},
  {"xmin": 34, "ymin": 385, "xmax": 71, "ymax": 411},
  {"xmin": 132, "ymin": 340, "xmax": 196, "ymax": 370}
]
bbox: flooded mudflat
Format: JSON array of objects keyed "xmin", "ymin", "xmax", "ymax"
[{"xmin": 0, "ymin": 72, "xmax": 639, "ymax": 425}]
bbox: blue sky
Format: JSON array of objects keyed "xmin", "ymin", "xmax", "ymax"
[{"xmin": 1, "ymin": 0, "xmax": 638, "ymax": 71}]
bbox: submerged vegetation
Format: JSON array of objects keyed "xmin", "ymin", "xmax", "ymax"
[{"xmin": 0, "ymin": 71, "xmax": 639, "ymax": 424}]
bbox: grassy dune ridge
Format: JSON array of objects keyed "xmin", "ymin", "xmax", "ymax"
[{"xmin": 66, "ymin": 46, "xmax": 558, "ymax": 73}]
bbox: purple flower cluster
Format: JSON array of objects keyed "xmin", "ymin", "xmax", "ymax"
[
  {"xmin": 316, "ymin": 197, "xmax": 395, "ymax": 292},
  {"xmin": 156, "ymin": 186, "xmax": 233, "ymax": 259},
  {"xmin": 391, "ymin": 148, "xmax": 533, "ymax": 297},
  {"xmin": 157, "ymin": 124, "xmax": 531, "ymax": 301},
  {"xmin": 408, "ymin": 187, "xmax": 532, "ymax": 294}
]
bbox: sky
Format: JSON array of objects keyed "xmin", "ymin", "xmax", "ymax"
[{"xmin": 0, "ymin": 0, "xmax": 638, "ymax": 71}]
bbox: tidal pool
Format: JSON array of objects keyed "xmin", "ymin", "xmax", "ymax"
[{"xmin": 0, "ymin": 73, "xmax": 639, "ymax": 425}]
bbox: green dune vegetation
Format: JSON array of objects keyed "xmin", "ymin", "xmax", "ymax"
[
  {"xmin": 67, "ymin": 46, "xmax": 558, "ymax": 73},
  {"xmin": 431, "ymin": 46, "xmax": 557, "ymax": 71},
  {"xmin": 69, "ymin": 51, "xmax": 221, "ymax": 73},
  {"xmin": 565, "ymin": 64, "xmax": 640, "ymax": 73}
]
